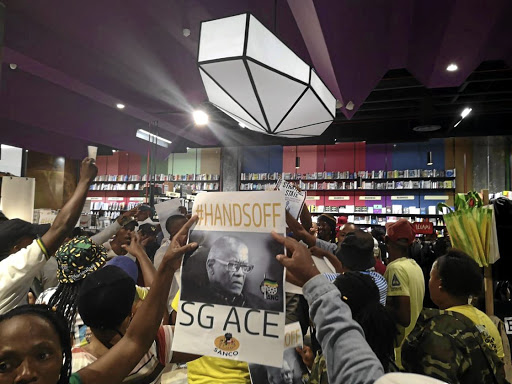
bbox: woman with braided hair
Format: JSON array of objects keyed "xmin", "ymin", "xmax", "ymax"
[{"xmin": 36, "ymin": 236, "xmax": 108, "ymax": 343}]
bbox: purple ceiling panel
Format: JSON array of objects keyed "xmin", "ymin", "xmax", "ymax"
[
  {"xmin": 312, "ymin": 0, "xmax": 392, "ymax": 118},
  {"xmin": 0, "ymin": 118, "xmax": 89, "ymax": 160},
  {"xmin": 1, "ymin": 0, "xmax": 511, "ymax": 152},
  {"xmin": 407, "ymin": 0, "xmax": 509, "ymax": 88}
]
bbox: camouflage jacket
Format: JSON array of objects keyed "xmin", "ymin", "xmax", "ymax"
[
  {"xmin": 307, "ymin": 352, "xmax": 328, "ymax": 384},
  {"xmin": 402, "ymin": 308, "xmax": 506, "ymax": 384}
]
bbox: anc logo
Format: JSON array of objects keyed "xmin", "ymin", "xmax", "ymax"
[
  {"xmin": 260, "ymin": 275, "xmax": 279, "ymax": 300},
  {"xmin": 214, "ymin": 333, "xmax": 240, "ymax": 352}
]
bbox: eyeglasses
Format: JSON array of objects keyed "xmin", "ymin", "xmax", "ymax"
[{"xmin": 212, "ymin": 258, "xmax": 254, "ymax": 273}]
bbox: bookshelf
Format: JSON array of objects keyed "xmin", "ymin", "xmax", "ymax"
[{"xmin": 240, "ymin": 169, "xmax": 456, "ymax": 232}]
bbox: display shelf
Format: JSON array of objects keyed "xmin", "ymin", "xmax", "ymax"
[
  {"xmin": 240, "ymin": 180, "xmax": 278, "ymax": 183},
  {"xmin": 240, "ymin": 177, "xmax": 455, "ymax": 183},
  {"xmin": 92, "ymin": 179, "xmax": 219, "ymax": 184},
  {"xmin": 309, "ymin": 212, "xmax": 444, "ymax": 218},
  {"xmin": 298, "ymin": 188, "xmax": 455, "ymax": 192}
]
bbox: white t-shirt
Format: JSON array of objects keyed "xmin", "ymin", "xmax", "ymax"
[{"xmin": 0, "ymin": 240, "xmax": 47, "ymax": 314}]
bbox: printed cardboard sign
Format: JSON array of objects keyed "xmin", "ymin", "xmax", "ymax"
[
  {"xmin": 249, "ymin": 322, "xmax": 308, "ymax": 384},
  {"xmin": 172, "ymin": 191, "xmax": 286, "ymax": 367},
  {"xmin": 276, "ymin": 178, "xmax": 306, "ymax": 219},
  {"xmin": 154, "ymin": 198, "xmax": 183, "ymax": 238}
]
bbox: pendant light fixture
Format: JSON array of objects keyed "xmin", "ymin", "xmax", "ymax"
[
  {"xmin": 197, "ymin": 13, "xmax": 336, "ymax": 137},
  {"xmin": 295, "ymin": 146, "xmax": 300, "ymax": 169},
  {"xmin": 427, "ymin": 151, "xmax": 433, "ymax": 166}
]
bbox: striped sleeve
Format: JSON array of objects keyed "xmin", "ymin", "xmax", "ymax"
[
  {"xmin": 155, "ymin": 325, "xmax": 174, "ymax": 365},
  {"xmin": 363, "ymin": 271, "xmax": 388, "ymax": 306},
  {"xmin": 323, "ymin": 272, "xmax": 340, "ymax": 283}
]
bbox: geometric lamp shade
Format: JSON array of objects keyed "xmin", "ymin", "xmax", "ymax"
[{"xmin": 198, "ymin": 13, "xmax": 336, "ymax": 137}]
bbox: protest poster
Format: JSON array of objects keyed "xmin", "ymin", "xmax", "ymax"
[
  {"xmin": 249, "ymin": 322, "xmax": 309, "ymax": 384},
  {"xmin": 276, "ymin": 178, "xmax": 306, "ymax": 219},
  {"xmin": 154, "ymin": 198, "xmax": 182, "ymax": 238},
  {"xmin": 172, "ymin": 191, "xmax": 287, "ymax": 367}
]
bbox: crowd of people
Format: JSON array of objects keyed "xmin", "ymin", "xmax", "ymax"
[{"xmin": 0, "ymin": 157, "xmax": 508, "ymax": 384}]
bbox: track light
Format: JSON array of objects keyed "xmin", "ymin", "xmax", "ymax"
[
  {"xmin": 427, "ymin": 151, "xmax": 433, "ymax": 166},
  {"xmin": 136, "ymin": 129, "xmax": 172, "ymax": 148}
]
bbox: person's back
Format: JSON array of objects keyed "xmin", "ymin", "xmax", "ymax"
[
  {"xmin": 383, "ymin": 220, "xmax": 425, "ymax": 367},
  {"xmin": 74, "ymin": 265, "xmax": 176, "ymax": 384},
  {"xmin": 403, "ymin": 307, "xmax": 505, "ymax": 384},
  {"xmin": 385, "ymin": 257, "xmax": 424, "ymax": 350}
]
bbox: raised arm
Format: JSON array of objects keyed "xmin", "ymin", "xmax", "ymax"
[
  {"xmin": 90, "ymin": 207, "xmax": 139, "ymax": 245},
  {"xmin": 286, "ymin": 212, "xmax": 316, "ymax": 247},
  {"xmin": 122, "ymin": 231, "xmax": 156, "ymax": 287},
  {"xmin": 299, "ymin": 202, "xmax": 313, "ymax": 233},
  {"xmin": 77, "ymin": 216, "xmax": 199, "ymax": 384},
  {"xmin": 272, "ymin": 233, "xmax": 384, "ymax": 384},
  {"xmin": 310, "ymin": 246, "xmax": 343, "ymax": 273},
  {"xmin": 41, "ymin": 158, "xmax": 97, "ymax": 255}
]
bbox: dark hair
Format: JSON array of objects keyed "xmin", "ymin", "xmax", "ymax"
[
  {"xmin": 317, "ymin": 215, "xmax": 337, "ymax": 243},
  {"xmin": 333, "ymin": 272, "xmax": 397, "ymax": 370},
  {"xmin": 371, "ymin": 226, "xmax": 385, "ymax": 242},
  {"xmin": 166, "ymin": 214, "xmax": 187, "ymax": 235},
  {"xmin": 48, "ymin": 282, "xmax": 82, "ymax": 337},
  {"xmin": 336, "ymin": 229, "xmax": 375, "ymax": 271},
  {"xmin": 0, "ymin": 305, "xmax": 71, "ymax": 384},
  {"xmin": 435, "ymin": 249, "xmax": 483, "ymax": 297}
]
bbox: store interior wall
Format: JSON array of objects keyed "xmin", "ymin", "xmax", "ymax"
[
  {"xmin": 1, "ymin": 136, "xmax": 511, "ymax": 211},
  {"xmin": 25, "ymin": 151, "xmax": 78, "ymax": 210}
]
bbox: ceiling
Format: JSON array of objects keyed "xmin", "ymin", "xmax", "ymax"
[{"xmin": 1, "ymin": 0, "xmax": 511, "ymax": 158}]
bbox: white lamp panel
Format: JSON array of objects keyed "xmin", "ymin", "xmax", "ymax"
[
  {"xmin": 275, "ymin": 89, "xmax": 332, "ymax": 132},
  {"xmin": 248, "ymin": 61, "xmax": 308, "ymax": 130},
  {"xmin": 198, "ymin": 14, "xmax": 247, "ymax": 62},
  {"xmin": 215, "ymin": 105, "xmax": 267, "ymax": 133},
  {"xmin": 246, "ymin": 15, "xmax": 309, "ymax": 84},
  {"xmin": 201, "ymin": 60, "xmax": 266, "ymax": 128},
  {"xmin": 276, "ymin": 120, "xmax": 332, "ymax": 137},
  {"xmin": 199, "ymin": 68, "xmax": 263, "ymax": 129},
  {"xmin": 310, "ymin": 70, "xmax": 336, "ymax": 118}
]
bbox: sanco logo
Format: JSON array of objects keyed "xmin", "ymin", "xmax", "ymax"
[{"xmin": 214, "ymin": 333, "xmax": 240, "ymax": 353}]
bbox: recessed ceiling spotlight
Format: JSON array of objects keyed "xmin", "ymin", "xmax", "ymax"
[
  {"xmin": 9, "ymin": 63, "xmax": 17, "ymax": 70},
  {"xmin": 193, "ymin": 110, "xmax": 209, "ymax": 126},
  {"xmin": 116, "ymin": 103, "xmax": 125, "ymax": 109},
  {"xmin": 446, "ymin": 63, "xmax": 458, "ymax": 72},
  {"xmin": 336, "ymin": 100, "xmax": 343, "ymax": 109},
  {"xmin": 238, "ymin": 122, "xmax": 246, "ymax": 128},
  {"xmin": 346, "ymin": 101, "xmax": 354, "ymax": 110},
  {"xmin": 461, "ymin": 107, "xmax": 472, "ymax": 118},
  {"xmin": 183, "ymin": 28, "xmax": 191, "ymax": 37}
]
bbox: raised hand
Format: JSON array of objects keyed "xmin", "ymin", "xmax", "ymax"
[
  {"xmin": 162, "ymin": 215, "xmax": 199, "ymax": 271},
  {"xmin": 121, "ymin": 231, "xmax": 145, "ymax": 256},
  {"xmin": 117, "ymin": 206, "xmax": 139, "ymax": 226},
  {"xmin": 286, "ymin": 212, "xmax": 316, "ymax": 247},
  {"xmin": 271, "ymin": 232, "xmax": 320, "ymax": 287},
  {"xmin": 296, "ymin": 345, "xmax": 315, "ymax": 370},
  {"xmin": 79, "ymin": 157, "xmax": 98, "ymax": 185}
]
